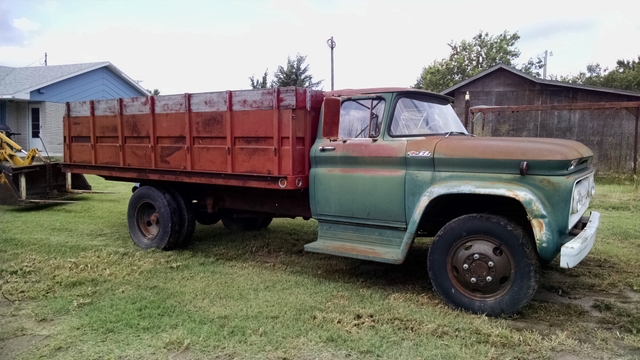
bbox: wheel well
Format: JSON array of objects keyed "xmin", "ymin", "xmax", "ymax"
[{"xmin": 419, "ymin": 194, "xmax": 533, "ymax": 240}]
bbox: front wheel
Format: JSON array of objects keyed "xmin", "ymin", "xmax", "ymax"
[{"xmin": 427, "ymin": 214, "xmax": 539, "ymax": 316}]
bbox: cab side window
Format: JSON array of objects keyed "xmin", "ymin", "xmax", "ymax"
[{"xmin": 338, "ymin": 98, "xmax": 385, "ymax": 138}]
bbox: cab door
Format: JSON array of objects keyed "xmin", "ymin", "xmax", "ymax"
[{"xmin": 310, "ymin": 97, "xmax": 407, "ymax": 228}]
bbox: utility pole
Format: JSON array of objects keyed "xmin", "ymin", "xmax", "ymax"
[
  {"xmin": 326, "ymin": 36, "xmax": 336, "ymax": 91},
  {"xmin": 543, "ymin": 50, "xmax": 552, "ymax": 79},
  {"xmin": 44, "ymin": 52, "xmax": 47, "ymax": 66}
]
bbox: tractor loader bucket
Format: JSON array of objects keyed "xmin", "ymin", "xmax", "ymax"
[{"xmin": 0, "ymin": 162, "xmax": 91, "ymax": 206}]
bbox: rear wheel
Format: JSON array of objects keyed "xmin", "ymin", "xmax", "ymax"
[
  {"xmin": 427, "ymin": 214, "xmax": 539, "ymax": 316},
  {"xmin": 163, "ymin": 189, "xmax": 196, "ymax": 247},
  {"xmin": 127, "ymin": 186, "xmax": 181, "ymax": 250},
  {"xmin": 221, "ymin": 217, "xmax": 273, "ymax": 231},
  {"xmin": 195, "ymin": 212, "xmax": 221, "ymax": 226}
]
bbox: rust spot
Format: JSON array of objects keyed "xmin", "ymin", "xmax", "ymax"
[
  {"xmin": 195, "ymin": 114, "xmax": 223, "ymax": 134},
  {"xmin": 531, "ymin": 218, "xmax": 545, "ymax": 240},
  {"xmin": 341, "ymin": 142, "xmax": 404, "ymax": 157},
  {"xmin": 158, "ymin": 146, "xmax": 183, "ymax": 165},
  {"xmin": 326, "ymin": 168, "xmax": 403, "ymax": 176},
  {"xmin": 505, "ymin": 190, "xmax": 525, "ymax": 202},
  {"xmin": 329, "ymin": 244, "xmax": 385, "ymax": 258},
  {"xmin": 101, "ymin": 124, "xmax": 118, "ymax": 135},
  {"xmin": 436, "ymin": 137, "xmax": 591, "ymax": 160}
]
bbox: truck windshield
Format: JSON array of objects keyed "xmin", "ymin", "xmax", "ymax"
[{"xmin": 389, "ymin": 97, "xmax": 467, "ymax": 136}]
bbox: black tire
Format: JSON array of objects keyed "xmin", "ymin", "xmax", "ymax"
[
  {"xmin": 256, "ymin": 217, "xmax": 273, "ymax": 229},
  {"xmin": 127, "ymin": 186, "xmax": 181, "ymax": 250},
  {"xmin": 195, "ymin": 212, "xmax": 221, "ymax": 226},
  {"xmin": 163, "ymin": 189, "xmax": 196, "ymax": 247},
  {"xmin": 221, "ymin": 217, "xmax": 273, "ymax": 231},
  {"xmin": 427, "ymin": 214, "xmax": 539, "ymax": 316}
]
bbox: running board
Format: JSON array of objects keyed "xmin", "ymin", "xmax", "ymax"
[{"xmin": 304, "ymin": 221, "xmax": 408, "ymax": 264}]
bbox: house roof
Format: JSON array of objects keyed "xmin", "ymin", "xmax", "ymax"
[
  {"xmin": 0, "ymin": 61, "xmax": 148, "ymax": 99},
  {"xmin": 440, "ymin": 64, "xmax": 640, "ymax": 98}
]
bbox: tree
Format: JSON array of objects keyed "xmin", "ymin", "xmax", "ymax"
[
  {"xmin": 146, "ymin": 88, "xmax": 161, "ymax": 95},
  {"xmin": 248, "ymin": 54, "xmax": 323, "ymax": 89},
  {"xmin": 561, "ymin": 56, "xmax": 640, "ymax": 92},
  {"xmin": 414, "ymin": 30, "xmax": 544, "ymax": 92},
  {"xmin": 272, "ymin": 54, "xmax": 323, "ymax": 89},
  {"xmin": 249, "ymin": 69, "xmax": 269, "ymax": 89},
  {"xmin": 520, "ymin": 56, "xmax": 545, "ymax": 78}
]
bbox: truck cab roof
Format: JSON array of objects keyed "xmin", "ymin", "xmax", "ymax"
[{"xmin": 325, "ymin": 87, "xmax": 452, "ymax": 102}]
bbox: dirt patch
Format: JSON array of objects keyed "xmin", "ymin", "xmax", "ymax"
[
  {"xmin": 509, "ymin": 267, "xmax": 640, "ymax": 359},
  {"xmin": 0, "ymin": 297, "xmax": 51, "ymax": 359},
  {"xmin": 169, "ymin": 349, "xmax": 193, "ymax": 360},
  {"xmin": 0, "ymin": 335, "xmax": 48, "ymax": 359},
  {"xmin": 531, "ymin": 267, "xmax": 639, "ymax": 318},
  {"xmin": 0, "ymin": 297, "xmax": 12, "ymax": 309}
]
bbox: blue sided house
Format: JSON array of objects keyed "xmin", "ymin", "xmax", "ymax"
[{"xmin": 0, "ymin": 62, "xmax": 148, "ymax": 156}]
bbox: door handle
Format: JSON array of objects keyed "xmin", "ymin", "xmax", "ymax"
[{"xmin": 319, "ymin": 146, "xmax": 335, "ymax": 152}]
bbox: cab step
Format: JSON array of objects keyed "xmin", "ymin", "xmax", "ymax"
[{"xmin": 304, "ymin": 221, "xmax": 408, "ymax": 264}]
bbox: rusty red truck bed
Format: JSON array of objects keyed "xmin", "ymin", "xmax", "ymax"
[{"xmin": 63, "ymin": 87, "xmax": 323, "ymax": 189}]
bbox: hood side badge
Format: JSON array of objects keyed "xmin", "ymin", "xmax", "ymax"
[{"xmin": 407, "ymin": 150, "xmax": 432, "ymax": 158}]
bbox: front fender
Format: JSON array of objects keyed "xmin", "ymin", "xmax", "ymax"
[{"xmin": 402, "ymin": 181, "xmax": 557, "ymax": 261}]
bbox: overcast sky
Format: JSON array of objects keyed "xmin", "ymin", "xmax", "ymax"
[{"xmin": 1, "ymin": 0, "xmax": 639, "ymax": 95}]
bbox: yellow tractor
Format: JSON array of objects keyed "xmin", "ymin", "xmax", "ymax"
[{"xmin": 0, "ymin": 124, "xmax": 91, "ymax": 206}]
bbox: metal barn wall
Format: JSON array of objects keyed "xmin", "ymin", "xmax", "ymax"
[{"xmin": 449, "ymin": 69, "xmax": 640, "ymax": 173}]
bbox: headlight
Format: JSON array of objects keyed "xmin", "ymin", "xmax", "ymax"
[{"xmin": 571, "ymin": 178, "xmax": 590, "ymax": 214}]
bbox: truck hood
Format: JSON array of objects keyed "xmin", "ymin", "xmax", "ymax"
[{"xmin": 433, "ymin": 137, "xmax": 593, "ymax": 175}]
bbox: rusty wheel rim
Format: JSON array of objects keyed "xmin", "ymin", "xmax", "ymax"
[
  {"xmin": 447, "ymin": 235, "xmax": 515, "ymax": 300},
  {"xmin": 136, "ymin": 201, "xmax": 160, "ymax": 240}
]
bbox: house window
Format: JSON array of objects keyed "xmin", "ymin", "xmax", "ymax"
[
  {"xmin": 0, "ymin": 102, "xmax": 5, "ymax": 125},
  {"xmin": 31, "ymin": 107, "xmax": 40, "ymax": 138}
]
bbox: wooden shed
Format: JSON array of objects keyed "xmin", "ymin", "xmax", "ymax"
[{"xmin": 441, "ymin": 64, "xmax": 640, "ymax": 174}]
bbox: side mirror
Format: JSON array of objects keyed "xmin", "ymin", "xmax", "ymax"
[{"xmin": 321, "ymin": 97, "xmax": 340, "ymax": 139}]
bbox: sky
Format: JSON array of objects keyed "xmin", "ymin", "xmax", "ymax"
[{"xmin": 1, "ymin": 0, "xmax": 639, "ymax": 95}]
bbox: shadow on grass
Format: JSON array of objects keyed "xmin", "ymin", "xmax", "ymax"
[
  {"xmin": 186, "ymin": 219, "xmax": 433, "ymax": 295},
  {"xmin": 2, "ymin": 203, "xmax": 70, "ymax": 212}
]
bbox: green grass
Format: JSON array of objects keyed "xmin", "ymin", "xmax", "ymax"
[{"xmin": 1, "ymin": 175, "xmax": 639, "ymax": 359}]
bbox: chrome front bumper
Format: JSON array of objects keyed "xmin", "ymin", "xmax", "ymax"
[{"xmin": 560, "ymin": 211, "xmax": 600, "ymax": 269}]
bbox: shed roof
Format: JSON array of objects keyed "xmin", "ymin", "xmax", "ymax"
[
  {"xmin": 0, "ymin": 61, "xmax": 148, "ymax": 99},
  {"xmin": 440, "ymin": 64, "xmax": 640, "ymax": 98}
]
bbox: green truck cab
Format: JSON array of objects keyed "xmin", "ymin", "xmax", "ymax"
[
  {"xmin": 306, "ymin": 88, "xmax": 599, "ymax": 316},
  {"xmin": 63, "ymin": 87, "xmax": 599, "ymax": 316}
]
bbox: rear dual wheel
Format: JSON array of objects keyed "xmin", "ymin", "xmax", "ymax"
[
  {"xmin": 221, "ymin": 216, "xmax": 272, "ymax": 231},
  {"xmin": 195, "ymin": 212, "xmax": 221, "ymax": 226},
  {"xmin": 427, "ymin": 214, "xmax": 539, "ymax": 316},
  {"xmin": 164, "ymin": 188, "xmax": 196, "ymax": 247},
  {"xmin": 127, "ymin": 186, "xmax": 195, "ymax": 250}
]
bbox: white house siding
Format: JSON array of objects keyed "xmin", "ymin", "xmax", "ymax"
[
  {"xmin": 2, "ymin": 101, "xmax": 65, "ymax": 157},
  {"xmin": 5, "ymin": 102, "xmax": 28, "ymax": 150}
]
